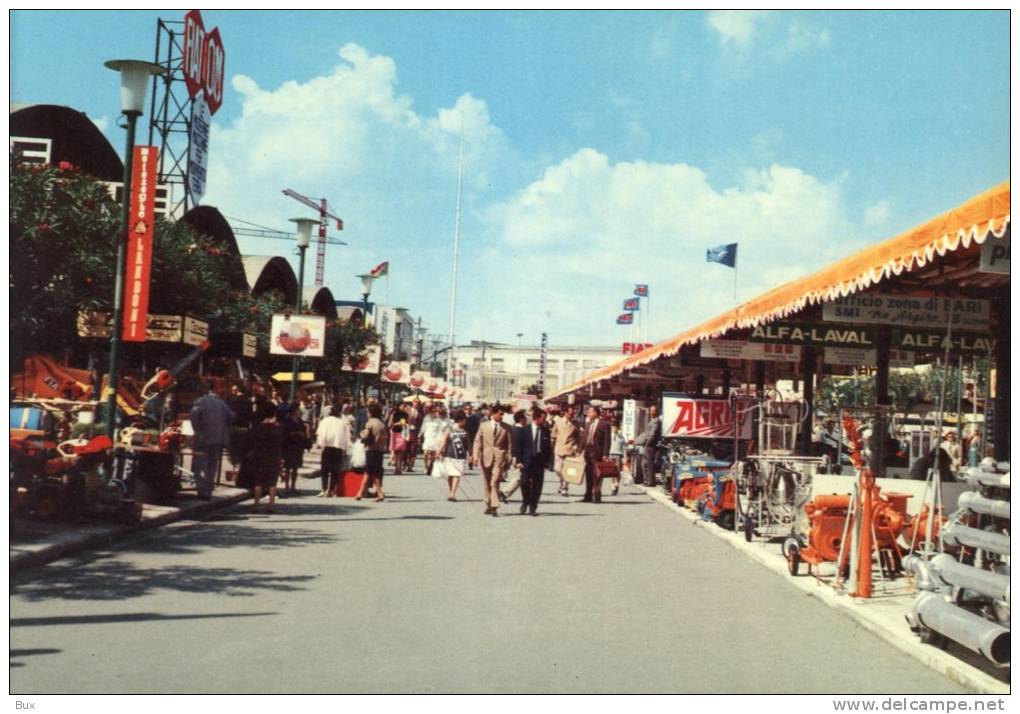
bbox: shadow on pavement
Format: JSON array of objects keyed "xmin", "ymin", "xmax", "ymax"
[
  {"xmin": 11, "ymin": 612, "xmax": 276, "ymax": 627},
  {"xmin": 12, "ymin": 559, "xmax": 317, "ymax": 602}
]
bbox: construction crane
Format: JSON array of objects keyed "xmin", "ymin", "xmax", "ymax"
[
  {"xmin": 282, "ymin": 189, "xmax": 344, "ymax": 287},
  {"xmin": 228, "ymin": 217, "xmax": 347, "ymax": 247}
]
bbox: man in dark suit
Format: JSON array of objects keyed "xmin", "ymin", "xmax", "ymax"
[
  {"xmin": 512, "ymin": 407, "xmax": 554, "ymax": 516},
  {"xmin": 579, "ymin": 404, "xmax": 611, "ymax": 503}
]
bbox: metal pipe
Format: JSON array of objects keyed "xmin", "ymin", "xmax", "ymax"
[
  {"xmin": 903, "ymin": 555, "xmax": 947, "ymax": 593},
  {"xmin": 912, "ymin": 593, "xmax": 1010, "ymax": 666},
  {"xmin": 943, "ymin": 523, "xmax": 1010, "ymax": 556},
  {"xmin": 930, "ymin": 554, "xmax": 1010, "ymax": 602},
  {"xmin": 958, "ymin": 491, "xmax": 1011, "ymax": 520},
  {"xmin": 964, "ymin": 467, "xmax": 1011, "ymax": 490}
]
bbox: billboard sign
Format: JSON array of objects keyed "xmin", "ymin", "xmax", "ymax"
[
  {"xmin": 122, "ymin": 145, "xmax": 158, "ymax": 342},
  {"xmin": 700, "ymin": 339, "xmax": 801, "ymax": 363},
  {"xmin": 188, "ymin": 95, "xmax": 211, "ymax": 204},
  {"xmin": 824, "ymin": 347, "xmax": 914, "ymax": 368},
  {"xmin": 749, "ymin": 322, "xmax": 876, "ymax": 348},
  {"xmin": 822, "ymin": 293, "xmax": 990, "ymax": 331},
  {"xmin": 660, "ymin": 393, "xmax": 753, "ymax": 440},
  {"xmin": 381, "ymin": 360, "xmax": 412, "ymax": 384},
  {"xmin": 341, "ymin": 344, "xmax": 382, "ymax": 374},
  {"xmin": 270, "ymin": 314, "xmax": 325, "ymax": 357},
  {"xmin": 182, "ymin": 10, "xmax": 225, "ymax": 115},
  {"xmin": 979, "ymin": 236, "xmax": 1010, "ymax": 274},
  {"xmin": 182, "ymin": 315, "xmax": 209, "ymax": 347}
]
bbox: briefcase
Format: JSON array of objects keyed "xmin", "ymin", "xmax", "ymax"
[
  {"xmin": 595, "ymin": 459, "xmax": 619, "ymax": 479},
  {"xmin": 562, "ymin": 456, "xmax": 585, "ymax": 485}
]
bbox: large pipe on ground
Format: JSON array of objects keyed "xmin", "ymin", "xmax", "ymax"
[
  {"xmin": 942, "ymin": 523, "xmax": 1010, "ymax": 556},
  {"xmin": 929, "ymin": 554, "xmax": 1010, "ymax": 602},
  {"xmin": 958, "ymin": 491, "xmax": 1011, "ymax": 520},
  {"xmin": 912, "ymin": 593, "xmax": 1010, "ymax": 666},
  {"xmin": 964, "ymin": 466, "xmax": 1010, "ymax": 489},
  {"xmin": 903, "ymin": 555, "xmax": 946, "ymax": 593}
]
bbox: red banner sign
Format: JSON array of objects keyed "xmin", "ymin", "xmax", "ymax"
[
  {"xmin": 622, "ymin": 342, "xmax": 653, "ymax": 354},
  {"xmin": 122, "ymin": 145, "xmax": 158, "ymax": 342},
  {"xmin": 182, "ymin": 10, "xmax": 226, "ymax": 115},
  {"xmin": 661, "ymin": 393, "xmax": 753, "ymax": 440}
]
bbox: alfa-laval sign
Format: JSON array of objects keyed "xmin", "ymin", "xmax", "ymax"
[{"xmin": 182, "ymin": 10, "xmax": 225, "ymax": 115}]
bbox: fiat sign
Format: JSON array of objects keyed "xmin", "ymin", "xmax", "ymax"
[{"xmin": 182, "ymin": 10, "xmax": 225, "ymax": 115}]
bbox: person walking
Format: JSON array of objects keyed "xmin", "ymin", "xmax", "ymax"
[
  {"xmin": 316, "ymin": 402, "xmax": 351, "ymax": 497},
  {"xmin": 633, "ymin": 404, "xmax": 662, "ymax": 487},
  {"xmin": 608, "ymin": 418, "xmax": 627, "ymax": 496},
  {"xmin": 513, "ymin": 407, "xmax": 553, "ymax": 516},
  {"xmin": 550, "ymin": 404, "xmax": 580, "ymax": 497},
  {"xmin": 436, "ymin": 409, "xmax": 470, "ymax": 501},
  {"xmin": 247, "ymin": 402, "xmax": 283, "ymax": 514},
  {"xmin": 278, "ymin": 403, "xmax": 308, "ymax": 496},
  {"xmin": 387, "ymin": 402, "xmax": 409, "ymax": 474},
  {"xmin": 503, "ymin": 409, "xmax": 529, "ymax": 503},
  {"xmin": 463, "ymin": 403, "xmax": 481, "ymax": 456},
  {"xmin": 188, "ymin": 382, "xmax": 236, "ymax": 500},
  {"xmin": 472, "ymin": 403, "xmax": 512, "ymax": 516},
  {"xmin": 356, "ymin": 403, "xmax": 389, "ymax": 502},
  {"xmin": 579, "ymin": 404, "xmax": 611, "ymax": 503},
  {"xmin": 421, "ymin": 405, "xmax": 446, "ymax": 476}
]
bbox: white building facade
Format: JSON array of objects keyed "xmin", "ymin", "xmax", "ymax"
[{"xmin": 452, "ymin": 342, "xmax": 622, "ymax": 402}]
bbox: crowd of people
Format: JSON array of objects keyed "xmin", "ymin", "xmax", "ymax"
[{"xmin": 188, "ymin": 384, "xmax": 658, "ymax": 517}]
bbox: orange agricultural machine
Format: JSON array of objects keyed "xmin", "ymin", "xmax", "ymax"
[{"xmin": 783, "ymin": 414, "xmax": 911, "ymax": 596}]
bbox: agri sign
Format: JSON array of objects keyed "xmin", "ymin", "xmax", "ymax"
[
  {"xmin": 182, "ymin": 10, "xmax": 225, "ymax": 115},
  {"xmin": 661, "ymin": 393, "xmax": 753, "ymax": 440}
]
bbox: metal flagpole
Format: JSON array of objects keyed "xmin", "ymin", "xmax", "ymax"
[{"xmin": 445, "ymin": 121, "xmax": 464, "ymax": 386}]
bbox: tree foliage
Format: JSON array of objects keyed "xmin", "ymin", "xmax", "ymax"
[{"xmin": 10, "ymin": 159, "xmax": 378, "ymax": 391}]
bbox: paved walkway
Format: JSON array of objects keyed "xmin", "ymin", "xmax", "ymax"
[{"xmin": 10, "ymin": 464, "xmax": 967, "ymax": 694}]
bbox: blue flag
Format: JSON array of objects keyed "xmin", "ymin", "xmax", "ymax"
[{"xmin": 706, "ymin": 243, "xmax": 738, "ymax": 268}]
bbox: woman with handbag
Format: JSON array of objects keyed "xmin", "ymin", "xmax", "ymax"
[
  {"xmin": 387, "ymin": 404, "xmax": 408, "ymax": 475},
  {"xmin": 355, "ymin": 403, "xmax": 389, "ymax": 502}
]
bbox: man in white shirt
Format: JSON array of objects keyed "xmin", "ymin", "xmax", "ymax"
[{"xmin": 316, "ymin": 403, "xmax": 352, "ymax": 497}]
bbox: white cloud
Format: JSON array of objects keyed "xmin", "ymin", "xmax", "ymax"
[
  {"xmin": 90, "ymin": 115, "xmax": 109, "ymax": 132},
  {"xmin": 480, "ymin": 153, "xmax": 861, "ymax": 344},
  {"xmin": 784, "ymin": 20, "xmax": 831, "ymax": 53},
  {"xmin": 706, "ymin": 10, "xmax": 770, "ymax": 49}
]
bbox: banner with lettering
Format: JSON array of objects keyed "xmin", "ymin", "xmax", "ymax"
[
  {"xmin": 122, "ymin": 145, "xmax": 158, "ymax": 342},
  {"xmin": 660, "ymin": 393, "xmax": 753, "ymax": 440}
]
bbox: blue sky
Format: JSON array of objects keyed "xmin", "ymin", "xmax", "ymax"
[{"xmin": 10, "ymin": 10, "xmax": 1010, "ymax": 348}]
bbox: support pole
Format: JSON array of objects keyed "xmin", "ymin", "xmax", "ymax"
[
  {"xmin": 992, "ymin": 287, "xmax": 1009, "ymax": 460},
  {"xmin": 106, "ymin": 112, "xmax": 139, "ymax": 442},
  {"xmin": 798, "ymin": 346, "xmax": 815, "ymax": 456}
]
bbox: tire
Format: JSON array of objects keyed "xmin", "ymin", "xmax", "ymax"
[
  {"xmin": 715, "ymin": 510, "xmax": 735, "ymax": 531},
  {"xmin": 743, "ymin": 514, "xmax": 755, "ymax": 542},
  {"xmin": 786, "ymin": 542, "xmax": 801, "ymax": 576}
]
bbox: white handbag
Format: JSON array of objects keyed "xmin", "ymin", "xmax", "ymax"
[{"xmin": 349, "ymin": 440, "xmax": 367, "ymax": 470}]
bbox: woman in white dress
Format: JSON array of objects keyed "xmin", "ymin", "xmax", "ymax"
[{"xmin": 435, "ymin": 409, "xmax": 469, "ymax": 501}]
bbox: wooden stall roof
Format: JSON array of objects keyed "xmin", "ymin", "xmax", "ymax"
[{"xmin": 553, "ymin": 181, "xmax": 1010, "ymax": 399}]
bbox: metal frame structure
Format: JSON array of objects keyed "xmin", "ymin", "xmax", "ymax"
[{"xmin": 148, "ymin": 18, "xmax": 191, "ymax": 219}]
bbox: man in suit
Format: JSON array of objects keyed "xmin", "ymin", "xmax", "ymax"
[
  {"xmin": 579, "ymin": 404, "xmax": 611, "ymax": 503},
  {"xmin": 471, "ymin": 403, "xmax": 512, "ymax": 516},
  {"xmin": 633, "ymin": 404, "xmax": 662, "ymax": 487},
  {"xmin": 512, "ymin": 407, "xmax": 553, "ymax": 516},
  {"xmin": 550, "ymin": 403, "xmax": 580, "ymax": 497}
]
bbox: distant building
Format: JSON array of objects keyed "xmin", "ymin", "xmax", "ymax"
[
  {"xmin": 452, "ymin": 341, "xmax": 621, "ymax": 402},
  {"xmin": 334, "ymin": 300, "xmax": 416, "ymax": 360}
]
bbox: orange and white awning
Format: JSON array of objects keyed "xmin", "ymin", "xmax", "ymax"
[{"xmin": 553, "ymin": 180, "xmax": 1009, "ymax": 398}]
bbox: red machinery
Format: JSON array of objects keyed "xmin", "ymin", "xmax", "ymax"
[{"xmin": 784, "ymin": 416, "xmax": 911, "ymax": 595}]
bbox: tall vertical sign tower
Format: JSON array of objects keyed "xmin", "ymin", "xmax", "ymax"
[
  {"xmin": 148, "ymin": 10, "xmax": 225, "ymax": 218},
  {"xmin": 538, "ymin": 332, "xmax": 548, "ymax": 398}
]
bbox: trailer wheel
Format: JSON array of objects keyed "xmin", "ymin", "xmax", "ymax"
[
  {"xmin": 785, "ymin": 541, "xmax": 801, "ymax": 576},
  {"xmin": 715, "ymin": 510, "xmax": 735, "ymax": 531},
  {"xmin": 742, "ymin": 514, "xmax": 755, "ymax": 542},
  {"xmin": 918, "ymin": 626, "xmax": 947, "ymax": 649}
]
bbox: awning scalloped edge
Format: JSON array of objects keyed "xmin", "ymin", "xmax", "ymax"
[{"xmin": 552, "ymin": 210, "xmax": 1009, "ymax": 398}]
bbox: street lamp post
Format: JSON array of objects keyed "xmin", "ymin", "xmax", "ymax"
[
  {"xmin": 356, "ymin": 273, "xmax": 378, "ymax": 404},
  {"xmin": 289, "ymin": 218, "xmax": 317, "ymax": 402},
  {"xmin": 103, "ymin": 59, "xmax": 165, "ymax": 443}
]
